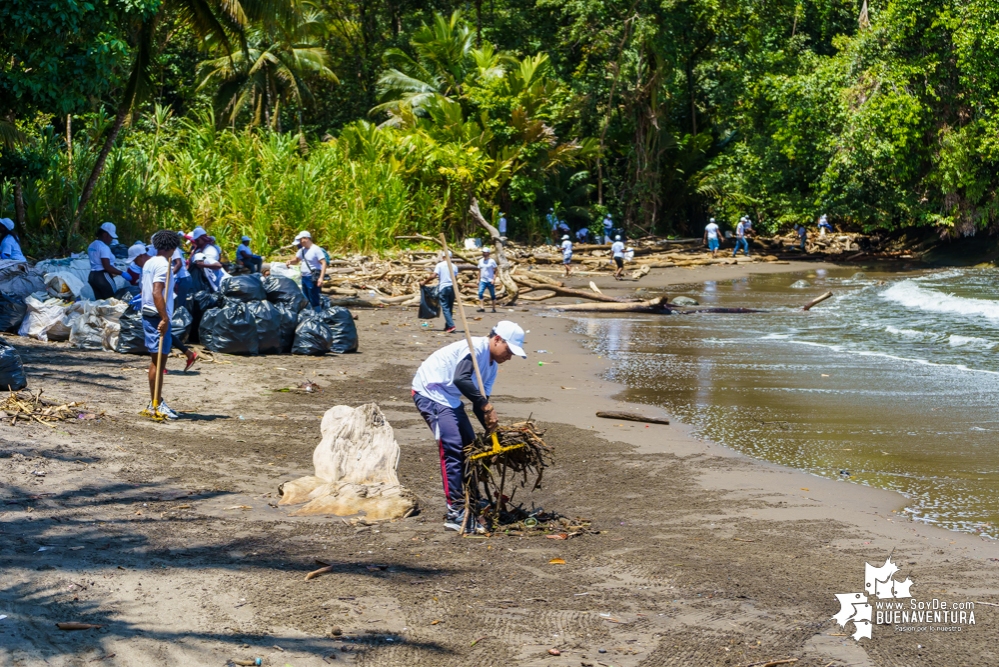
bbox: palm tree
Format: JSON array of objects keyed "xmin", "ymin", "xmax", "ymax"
[
  {"xmin": 198, "ymin": 1, "xmax": 336, "ymax": 135},
  {"xmin": 71, "ymin": 0, "xmax": 290, "ymax": 239}
]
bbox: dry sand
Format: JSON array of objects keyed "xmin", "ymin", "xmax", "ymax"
[{"xmin": 2, "ymin": 259, "xmax": 997, "ymax": 666}]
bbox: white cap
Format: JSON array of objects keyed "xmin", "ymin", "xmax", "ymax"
[
  {"xmin": 562, "ymin": 235, "xmax": 569, "ymax": 240},
  {"xmin": 0, "ymin": 218, "xmax": 13, "ymax": 231},
  {"xmin": 241, "ymin": 235, "xmax": 251, "ymax": 242},
  {"xmin": 710, "ymin": 218, "xmax": 715, "ymax": 223},
  {"xmin": 493, "ymin": 321, "xmax": 527, "ymax": 358},
  {"xmin": 481, "ymin": 247, "xmax": 491, "ymax": 253},
  {"xmin": 127, "ymin": 242, "xmax": 147, "ymax": 262},
  {"xmin": 615, "ymin": 235, "xmax": 621, "ymax": 240},
  {"xmin": 192, "ymin": 252, "xmax": 207, "ymax": 262},
  {"xmin": 99, "ymin": 222, "xmax": 118, "ymax": 239},
  {"xmin": 190, "ymin": 226, "xmax": 207, "ymax": 240},
  {"xmin": 294, "ymin": 230, "xmax": 312, "ymax": 241}
]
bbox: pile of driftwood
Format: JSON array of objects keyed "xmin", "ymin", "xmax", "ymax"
[{"xmin": 0, "ymin": 389, "xmax": 98, "ymax": 426}]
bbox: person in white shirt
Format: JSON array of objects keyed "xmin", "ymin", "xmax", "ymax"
[
  {"xmin": 187, "ymin": 227, "xmax": 226, "ymax": 292},
  {"xmin": 560, "ymin": 234, "xmax": 573, "ymax": 277},
  {"xmin": 288, "ymin": 230, "xmax": 328, "ymax": 311},
  {"xmin": 476, "ymin": 248, "xmax": 498, "ymax": 313},
  {"xmin": 611, "ymin": 235, "xmax": 626, "ymax": 278},
  {"xmin": 603, "ymin": 214, "xmax": 614, "ymax": 244},
  {"xmin": 422, "ymin": 251, "xmax": 458, "ymax": 332},
  {"xmin": 123, "ymin": 242, "xmax": 150, "ymax": 286},
  {"xmin": 703, "ymin": 218, "xmax": 721, "ymax": 256},
  {"xmin": 412, "ymin": 320, "xmax": 527, "ymax": 533},
  {"xmin": 236, "ymin": 235, "xmax": 262, "ymax": 273},
  {"xmin": 87, "ymin": 222, "xmax": 123, "ymax": 299},
  {"xmin": 140, "ymin": 231, "xmax": 183, "ymax": 420},
  {"xmin": 498, "ymin": 215, "xmax": 507, "ymax": 237},
  {"xmin": 0, "ymin": 218, "xmax": 26, "ymax": 261},
  {"xmin": 733, "ymin": 218, "xmax": 749, "ymax": 257}
]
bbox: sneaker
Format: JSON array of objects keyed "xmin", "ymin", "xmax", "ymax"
[
  {"xmin": 184, "ymin": 351, "xmax": 199, "ymax": 373},
  {"xmin": 443, "ymin": 510, "xmax": 486, "ymax": 534},
  {"xmin": 476, "ymin": 307, "xmax": 485, "ymax": 313},
  {"xmin": 147, "ymin": 400, "xmax": 179, "ymax": 420},
  {"xmin": 444, "ymin": 326, "xmax": 457, "ymax": 333}
]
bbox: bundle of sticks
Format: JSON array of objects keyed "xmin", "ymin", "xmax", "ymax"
[
  {"xmin": 462, "ymin": 420, "xmax": 554, "ymax": 531},
  {"xmin": 0, "ymin": 389, "xmax": 96, "ymax": 426}
]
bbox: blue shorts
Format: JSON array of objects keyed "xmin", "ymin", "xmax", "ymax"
[
  {"xmin": 142, "ymin": 314, "xmax": 172, "ymax": 355},
  {"xmin": 478, "ymin": 281, "xmax": 495, "ymax": 300},
  {"xmin": 563, "ymin": 255, "xmax": 572, "ymax": 265},
  {"xmin": 708, "ymin": 237, "xmax": 719, "ymax": 251}
]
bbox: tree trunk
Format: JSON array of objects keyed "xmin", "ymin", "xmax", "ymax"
[
  {"xmin": 469, "ymin": 198, "xmax": 519, "ymax": 304},
  {"xmin": 547, "ymin": 296, "xmax": 668, "ymax": 312},
  {"xmin": 14, "ymin": 179, "xmax": 25, "ymax": 226},
  {"xmin": 515, "ymin": 278, "xmax": 625, "ymax": 303},
  {"xmin": 66, "ymin": 114, "xmax": 73, "ymax": 175},
  {"xmin": 71, "ymin": 102, "xmax": 129, "ymax": 240}
]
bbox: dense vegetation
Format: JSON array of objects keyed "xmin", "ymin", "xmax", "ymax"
[{"xmin": 2, "ymin": 0, "xmax": 998, "ymax": 257}]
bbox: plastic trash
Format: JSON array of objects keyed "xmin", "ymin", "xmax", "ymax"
[
  {"xmin": 220, "ymin": 274, "xmax": 267, "ymax": 302},
  {"xmin": 189, "ymin": 290, "xmax": 225, "ymax": 343},
  {"xmin": 115, "ymin": 306, "xmax": 146, "ymax": 355},
  {"xmin": 318, "ymin": 306, "xmax": 358, "ymax": 354},
  {"xmin": 0, "ymin": 338, "xmax": 28, "ymax": 391},
  {"xmin": 262, "ymin": 275, "xmax": 309, "ymax": 312},
  {"xmin": 268, "ymin": 261, "xmax": 301, "ymax": 286},
  {"xmin": 199, "ymin": 301, "xmax": 259, "ymax": 355},
  {"xmin": 171, "ymin": 306, "xmax": 193, "ymax": 346},
  {"xmin": 44, "ymin": 271, "xmax": 86, "ymax": 299},
  {"xmin": 419, "ymin": 285, "xmax": 440, "ymax": 320},
  {"xmin": 0, "ymin": 292, "xmax": 27, "ymax": 332},
  {"xmin": 292, "ymin": 311, "xmax": 333, "ymax": 356},
  {"xmin": 0, "ymin": 260, "xmax": 46, "ymax": 297},
  {"xmin": 273, "ymin": 303, "xmax": 299, "ymax": 353},
  {"xmin": 67, "ymin": 299, "xmax": 128, "ymax": 350},
  {"xmin": 18, "ymin": 294, "xmax": 69, "ymax": 341},
  {"xmin": 246, "ymin": 300, "xmax": 282, "ymax": 354}
]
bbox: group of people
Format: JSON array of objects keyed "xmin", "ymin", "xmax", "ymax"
[{"xmin": 703, "ymin": 216, "xmax": 754, "ymax": 257}]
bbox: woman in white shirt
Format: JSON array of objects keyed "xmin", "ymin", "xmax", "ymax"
[{"xmin": 87, "ymin": 222, "xmax": 123, "ymax": 299}]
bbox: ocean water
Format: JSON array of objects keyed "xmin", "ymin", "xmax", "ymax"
[{"xmin": 576, "ymin": 267, "xmax": 999, "ymax": 538}]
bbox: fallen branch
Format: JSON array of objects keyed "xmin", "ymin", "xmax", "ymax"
[
  {"xmin": 803, "ymin": 291, "xmax": 833, "ymax": 311},
  {"xmin": 596, "ymin": 411, "xmax": 670, "ymax": 425},
  {"xmin": 515, "ymin": 278, "xmax": 622, "ymax": 302},
  {"xmin": 547, "ymin": 297, "xmax": 669, "ymax": 313},
  {"xmin": 57, "ymin": 622, "xmax": 102, "ymax": 631}
]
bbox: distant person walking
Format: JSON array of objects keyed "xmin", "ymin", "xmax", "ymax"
[
  {"xmin": 498, "ymin": 214, "xmax": 507, "ymax": 238},
  {"xmin": 0, "ymin": 218, "xmax": 26, "ymax": 261},
  {"xmin": 603, "ymin": 214, "xmax": 614, "ymax": 244},
  {"xmin": 733, "ymin": 218, "xmax": 749, "ymax": 257},
  {"xmin": 818, "ymin": 214, "xmax": 833, "ymax": 237},
  {"xmin": 423, "ymin": 251, "xmax": 457, "ymax": 333},
  {"xmin": 560, "ymin": 234, "xmax": 573, "ymax": 277},
  {"xmin": 703, "ymin": 218, "xmax": 721, "ymax": 256},
  {"xmin": 288, "ymin": 231, "xmax": 328, "ymax": 311},
  {"xmin": 795, "ymin": 223, "xmax": 808, "ymax": 251},
  {"xmin": 611, "ymin": 235, "xmax": 626, "ymax": 279},
  {"xmin": 476, "ymin": 248, "xmax": 498, "ymax": 313},
  {"xmin": 87, "ymin": 222, "xmax": 123, "ymax": 299},
  {"xmin": 236, "ymin": 235, "xmax": 262, "ymax": 273}
]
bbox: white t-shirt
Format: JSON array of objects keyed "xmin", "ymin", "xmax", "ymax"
[
  {"xmin": 141, "ymin": 255, "xmax": 175, "ymax": 318},
  {"xmin": 736, "ymin": 221, "xmax": 745, "ymax": 238},
  {"xmin": 561, "ymin": 239, "xmax": 573, "ymax": 258},
  {"xmin": 172, "ymin": 248, "xmax": 190, "ymax": 279},
  {"xmin": 498, "ymin": 217, "xmax": 507, "ymax": 234},
  {"xmin": 87, "ymin": 239, "xmax": 114, "ymax": 272},
  {"xmin": 433, "ymin": 260, "xmax": 454, "ymax": 288},
  {"xmin": 201, "ymin": 243, "xmax": 225, "ymax": 290},
  {"xmin": 705, "ymin": 222, "xmax": 720, "ymax": 240},
  {"xmin": 478, "ymin": 258, "xmax": 497, "ymax": 283},
  {"xmin": 412, "ymin": 337, "xmax": 498, "ymax": 408},
  {"xmin": 611, "ymin": 241, "xmax": 625, "ymax": 258},
  {"xmin": 297, "ymin": 245, "xmax": 326, "ymax": 276}
]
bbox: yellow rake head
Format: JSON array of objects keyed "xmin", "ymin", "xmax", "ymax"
[
  {"xmin": 139, "ymin": 406, "xmax": 168, "ymax": 422},
  {"xmin": 470, "ymin": 432, "xmax": 526, "ymax": 460}
]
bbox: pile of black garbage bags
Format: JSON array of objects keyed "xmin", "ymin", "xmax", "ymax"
[{"xmin": 116, "ymin": 274, "xmax": 358, "ymax": 356}]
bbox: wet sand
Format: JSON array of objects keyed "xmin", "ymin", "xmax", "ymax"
[{"xmin": 2, "ymin": 259, "xmax": 998, "ymax": 666}]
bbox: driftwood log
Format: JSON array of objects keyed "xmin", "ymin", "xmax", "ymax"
[
  {"xmin": 596, "ymin": 411, "xmax": 670, "ymax": 425},
  {"xmin": 803, "ymin": 291, "xmax": 833, "ymax": 311},
  {"xmin": 547, "ymin": 297, "xmax": 670, "ymax": 312},
  {"xmin": 516, "ymin": 278, "xmax": 624, "ymax": 303},
  {"xmin": 469, "ymin": 198, "xmax": 520, "ymax": 305}
]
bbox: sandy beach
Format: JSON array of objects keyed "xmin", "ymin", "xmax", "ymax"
[{"xmin": 2, "ymin": 259, "xmax": 998, "ymax": 667}]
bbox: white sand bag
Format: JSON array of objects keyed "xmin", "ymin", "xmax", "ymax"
[
  {"xmin": 0, "ymin": 260, "xmax": 46, "ymax": 297},
  {"xmin": 278, "ymin": 403, "xmax": 418, "ymax": 521},
  {"xmin": 18, "ymin": 294, "xmax": 69, "ymax": 341},
  {"xmin": 68, "ymin": 299, "xmax": 128, "ymax": 349},
  {"xmin": 44, "ymin": 271, "xmax": 86, "ymax": 299},
  {"xmin": 269, "ymin": 261, "xmax": 301, "ymax": 286}
]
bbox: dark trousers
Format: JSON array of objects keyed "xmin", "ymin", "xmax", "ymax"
[
  {"xmin": 88, "ymin": 271, "xmax": 116, "ymax": 300},
  {"xmin": 301, "ymin": 273, "xmax": 321, "ymax": 310},
  {"xmin": 439, "ymin": 285, "xmax": 455, "ymax": 329},
  {"xmin": 413, "ymin": 392, "xmax": 475, "ymax": 509},
  {"xmin": 174, "ymin": 275, "xmax": 192, "ymax": 313},
  {"xmin": 241, "ymin": 255, "xmax": 262, "ymax": 273}
]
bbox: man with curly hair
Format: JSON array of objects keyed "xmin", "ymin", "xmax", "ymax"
[{"xmin": 141, "ymin": 230, "xmax": 182, "ymax": 419}]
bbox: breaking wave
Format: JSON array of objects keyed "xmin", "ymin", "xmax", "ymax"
[{"xmin": 881, "ymin": 281, "xmax": 999, "ymax": 321}]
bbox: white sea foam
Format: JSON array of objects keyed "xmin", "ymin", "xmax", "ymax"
[
  {"xmin": 785, "ymin": 339, "xmax": 999, "ymax": 375},
  {"xmin": 881, "ymin": 280, "xmax": 999, "ymax": 321},
  {"xmin": 885, "ymin": 325, "xmax": 929, "ymax": 339},
  {"xmin": 948, "ymin": 335, "xmax": 997, "ymax": 349}
]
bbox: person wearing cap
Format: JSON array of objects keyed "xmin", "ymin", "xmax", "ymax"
[
  {"xmin": 476, "ymin": 248, "xmax": 498, "ymax": 313},
  {"xmin": 288, "ymin": 231, "xmax": 327, "ymax": 310},
  {"xmin": 575, "ymin": 226, "xmax": 589, "ymax": 243},
  {"xmin": 732, "ymin": 217, "xmax": 749, "ymax": 257},
  {"xmin": 123, "ymin": 242, "xmax": 151, "ymax": 286},
  {"xmin": 422, "ymin": 250, "xmax": 458, "ymax": 333},
  {"xmin": 87, "ymin": 222, "xmax": 123, "ymax": 300},
  {"xmin": 560, "ymin": 234, "xmax": 573, "ymax": 277},
  {"xmin": 704, "ymin": 217, "xmax": 721, "ymax": 257},
  {"xmin": 189, "ymin": 226, "xmax": 226, "ymax": 291},
  {"xmin": 611, "ymin": 234, "xmax": 626, "ymax": 279},
  {"xmin": 140, "ymin": 230, "xmax": 183, "ymax": 420},
  {"xmin": 412, "ymin": 320, "xmax": 527, "ymax": 533},
  {"xmin": 0, "ymin": 218, "xmax": 26, "ymax": 261},
  {"xmin": 236, "ymin": 235, "xmax": 262, "ymax": 273}
]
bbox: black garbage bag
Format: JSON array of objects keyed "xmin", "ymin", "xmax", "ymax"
[
  {"xmin": 419, "ymin": 285, "xmax": 440, "ymax": 320},
  {"xmin": 187, "ymin": 266, "xmax": 212, "ymax": 294},
  {"xmin": 292, "ymin": 310, "xmax": 332, "ymax": 356},
  {"xmin": 199, "ymin": 301, "xmax": 259, "ymax": 355},
  {"xmin": 189, "ymin": 290, "xmax": 225, "ymax": 343},
  {"xmin": 0, "ymin": 292, "xmax": 27, "ymax": 333},
  {"xmin": 221, "ymin": 274, "xmax": 267, "ymax": 302},
  {"xmin": 115, "ymin": 306, "xmax": 147, "ymax": 355},
  {"xmin": 171, "ymin": 306, "xmax": 193, "ymax": 347},
  {"xmin": 246, "ymin": 300, "xmax": 282, "ymax": 354},
  {"xmin": 114, "ymin": 285, "xmax": 139, "ymax": 300},
  {"xmin": 318, "ymin": 306, "xmax": 359, "ymax": 353},
  {"xmin": 273, "ymin": 303, "xmax": 299, "ymax": 353},
  {"xmin": 0, "ymin": 339, "xmax": 27, "ymax": 391},
  {"xmin": 262, "ymin": 275, "xmax": 309, "ymax": 312}
]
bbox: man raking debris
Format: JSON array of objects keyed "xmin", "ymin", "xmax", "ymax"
[{"xmin": 139, "ymin": 231, "xmax": 181, "ymax": 421}]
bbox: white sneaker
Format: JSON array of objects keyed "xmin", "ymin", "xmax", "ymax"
[{"xmin": 147, "ymin": 401, "xmax": 179, "ymax": 420}]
